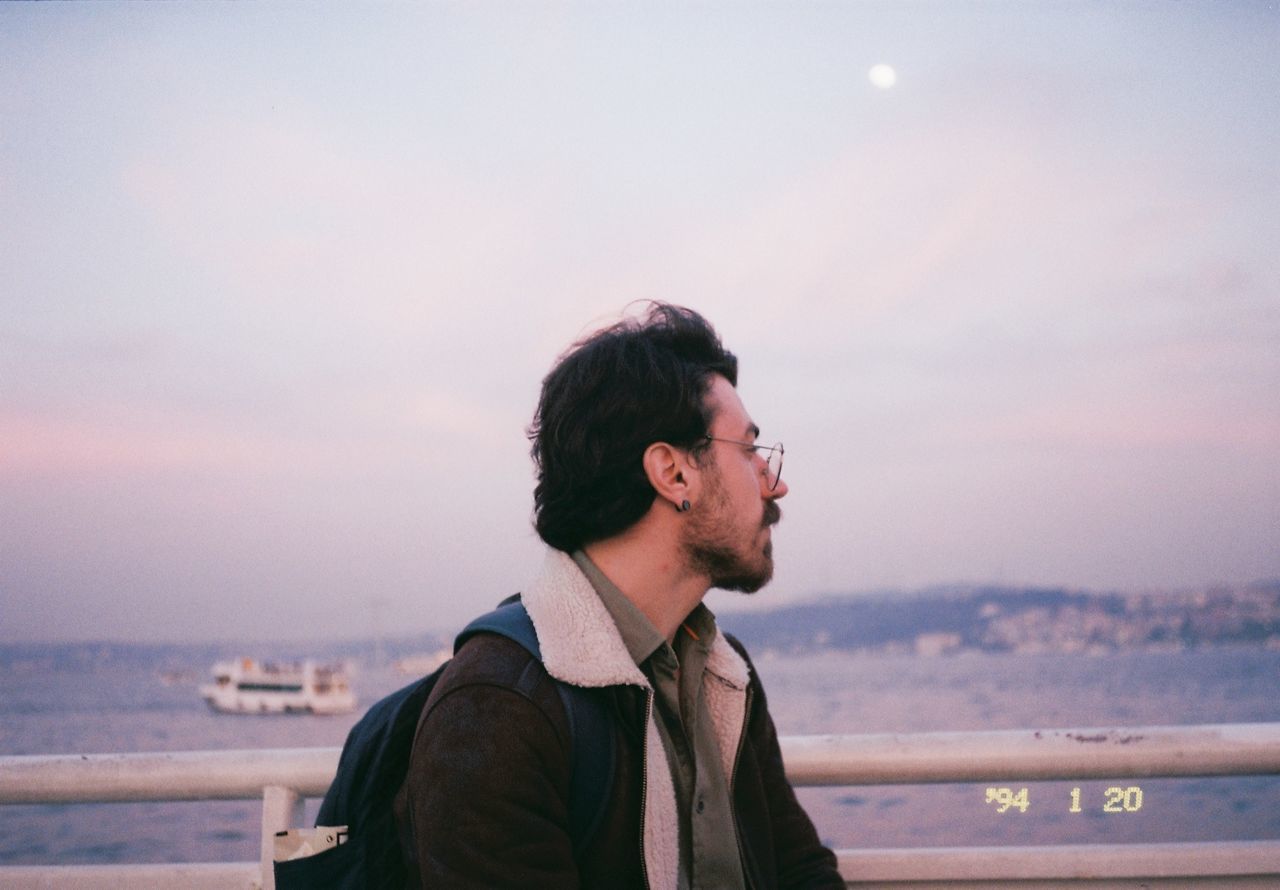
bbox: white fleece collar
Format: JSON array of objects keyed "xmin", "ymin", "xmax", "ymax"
[
  {"xmin": 522, "ymin": 548, "xmax": 752, "ymax": 890},
  {"xmin": 521, "ymin": 548, "xmax": 750, "ymax": 691}
]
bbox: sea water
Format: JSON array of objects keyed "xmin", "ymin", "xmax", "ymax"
[
  {"xmin": 1, "ymin": 646, "xmax": 1278, "ymax": 864},
  {"xmin": 757, "ymin": 648, "xmax": 1280, "ymax": 850}
]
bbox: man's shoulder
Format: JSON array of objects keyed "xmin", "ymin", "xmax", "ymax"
[
  {"xmin": 435, "ymin": 631, "xmax": 549, "ymax": 695},
  {"xmin": 717, "ymin": 631, "xmax": 771, "ymax": 705},
  {"xmin": 719, "ymin": 631, "xmax": 757, "ymax": 675},
  {"xmin": 721, "ymin": 630, "xmax": 749, "ymax": 656},
  {"xmin": 418, "ymin": 631, "xmax": 578, "ymax": 759}
]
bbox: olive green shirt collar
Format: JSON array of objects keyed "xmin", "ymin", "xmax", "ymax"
[
  {"xmin": 571, "ymin": 549, "xmax": 663, "ymax": 666},
  {"xmin": 570, "ymin": 549, "xmax": 744, "ymax": 890},
  {"xmin": 570, "ymin": 549, "xmax": 718, "ymax": 666}
]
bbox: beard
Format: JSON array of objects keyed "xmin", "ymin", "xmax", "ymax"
[{"xmin": 682, "ymin": 493, "xmax": 782, "ymax": 594}]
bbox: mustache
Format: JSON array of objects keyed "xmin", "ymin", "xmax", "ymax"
[{"xmin": 763, "ymin": 501, "xmax": 782, "ymax": 528}]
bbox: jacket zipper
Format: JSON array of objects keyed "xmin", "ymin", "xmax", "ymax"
[
  {"xmin": 729, "ymin": 682, "xmax": 754, "ymax": 890},
  {"xmin": 638, "ymin": 688, "xmax": 654, "ymax": 890}
]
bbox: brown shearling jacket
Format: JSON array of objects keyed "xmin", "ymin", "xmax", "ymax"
[{"xmin": 394, "ymin": 550, "xmax": 843, "ymax": 889}]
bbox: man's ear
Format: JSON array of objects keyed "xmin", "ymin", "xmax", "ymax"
[{"xmin": 642, "ymin": 442, "xmax": 694, "ymax": 510}]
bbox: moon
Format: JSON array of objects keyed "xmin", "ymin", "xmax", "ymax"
[{"xmin": 868, "ymin": 64, "xmax": 897, "ymax": 89}]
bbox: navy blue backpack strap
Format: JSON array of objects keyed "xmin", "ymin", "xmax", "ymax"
[
  {"xmin": 555, "ymin": 664, "xmax": 614, "ymax": 855},
  {"xmin": 454, "ymin": 594, "xmax": 542, "ymax": 657},
  {"xmin": 455, "ymin": 596, "xmax": 614, "ymax": 856},
  {"xmin": 281, "ymin": 597, "xmax": 614, "ymax": 889},
  {"xmin": 297, "ymin": 661, "xmax": 442, "ymax": 887}
]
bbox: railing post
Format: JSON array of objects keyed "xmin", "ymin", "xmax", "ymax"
[{"xmin": 260, "ymin": 784, "xmax": 305, "ymax": 890}]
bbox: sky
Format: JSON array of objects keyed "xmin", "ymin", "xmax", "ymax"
[{"xmin": 2, "ymin": 2, "xmax": 1277, "ymax": 643}]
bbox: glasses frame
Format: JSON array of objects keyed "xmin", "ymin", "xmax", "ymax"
[{"xmin": 702, "ymin": 435, "xmax": 785, "ymax": 491}]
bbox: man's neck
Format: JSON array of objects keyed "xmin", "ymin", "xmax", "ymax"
[{"xmin": 582, "ymin": 535, "xmax": 709, "ymax": 645}]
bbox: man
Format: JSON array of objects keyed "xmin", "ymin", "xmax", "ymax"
[{"xmin": 396, "ymin": 303, "xmax": 843, "ymax": 889}]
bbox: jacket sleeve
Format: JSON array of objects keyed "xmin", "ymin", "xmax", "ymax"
[
  {"xmin": 730, "ymin": 636, "xmax": 846, "ymax": 889},
  {"xmin": 399, "ymin": 660, "xmax": 580, "ymax": 888}
]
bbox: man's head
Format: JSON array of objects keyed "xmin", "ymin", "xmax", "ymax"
[
  {"xmin": 679, "ymin": 374, "xmax": 785, "ymax": 593},
  {"xmin": 529, "ymin": 302, "xmax": 787, "ymax": 589}
]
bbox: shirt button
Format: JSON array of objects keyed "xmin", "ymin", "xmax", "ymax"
[{"xmin": 696, "ymin": 798, "xmax": 705, "ymax": 814}]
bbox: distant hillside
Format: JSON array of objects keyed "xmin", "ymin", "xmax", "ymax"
[
  {"xmin": 719, "ymin": 581, "xmax": 1280, "ymax": 655},
  {"xmin": 0, "ymin": 634, "xmax": 446, "ymax": 675},
  {"xmin": 4, "ymin": 581, "xmax": 1277, "ymax": 668},
  {"xmin": 719, "ymin": 587, "xmax": 1105, "ymax": 652}
]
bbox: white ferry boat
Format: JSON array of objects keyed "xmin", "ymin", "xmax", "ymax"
[{"xmin": 199, "ymin": 657, "xmax": 357, "ymax": 715}]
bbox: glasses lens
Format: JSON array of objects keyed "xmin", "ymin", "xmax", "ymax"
[{"xmin": 767, "ymin": 443, "xmax": 783, "ymax": 490}]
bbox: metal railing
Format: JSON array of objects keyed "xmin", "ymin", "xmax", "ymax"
[{"xmin": 3, "ymin": 723, "xmax": 1280, "ymax": 888}]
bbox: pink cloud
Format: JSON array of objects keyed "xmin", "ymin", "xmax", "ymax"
[{"xmin": 0, "ymin": 410, "xmax": 325, "ymax": 478}]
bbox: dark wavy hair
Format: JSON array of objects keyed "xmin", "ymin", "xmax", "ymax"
[{"xmin": 529, "ymin": 303, "xmax": 738, "ymax": 552}]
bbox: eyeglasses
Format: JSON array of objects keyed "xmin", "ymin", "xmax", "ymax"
[{"xmin": 702, "ymin": 436, "xmax": 785, "ymax": 491}]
